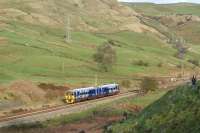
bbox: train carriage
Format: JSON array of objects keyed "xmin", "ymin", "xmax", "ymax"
[{"xmin": 65, "ymin": 84, "xmax": 119, "ymax": 104}]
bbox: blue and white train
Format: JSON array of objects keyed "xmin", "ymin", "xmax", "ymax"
[{"xmin": 65, "ymin": 84, "xmax": 120, "ymax": 104}]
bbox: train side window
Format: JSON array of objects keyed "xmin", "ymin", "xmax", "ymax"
[
  {"xmin": 77, "ymin": 91, "xmax": 80, "ymax": 97},
  {"xmin": 98, "ymin": 88, "xmax": 100, "ymax": 94}
]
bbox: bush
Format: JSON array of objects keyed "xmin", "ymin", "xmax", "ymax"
[
  {"xmin": 188, "ymin": 59, "xmax": 199, "ymax": 67},
  {"xmin": 133, "ymin": 60, "xmax": 149, "ymax": 67},
  {"xmin": 177, "ymin": 21, "xmax": 184, "ymax": 26},
  {"xmin": 176, "ymin": 64, "xmax": 182, "ymax": 69},
  {"xmin": 108, "ymin": 40, "xmax": 121, "ymax": 47},
  {"xmin": 93, "ymin": 42, "xmax": 116, "ymax": 72},
  {"xmin": 141, "ymin": 77, "xmax": 159, "ymax": 93},
  {"xmin": 157, "ymin": 62, "xmax": 163, "ymax": 67},
  {"xmin": 174, "ymin": 43, "xmax": 188, "ymax": 59},
  {"xmin": 121, "ymin": 80, "xmax": 131, "ymax": 88}
]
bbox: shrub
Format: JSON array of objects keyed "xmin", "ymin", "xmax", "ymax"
[
  {"xmin": 121, "ymin": 80, "xmax": 131, "ymax": 88},
  {"xmin": 177, "ymin": 21, "xmax": 184, "ymax": 26},
  {"xmin": 188, "ymin": 59, "xmax": 199, "ymax": 67},
  {"xmin": 141, "ymin": 77, "xmax": 159, "ymax": 93},
  {"xmin": 108, "ymin": 40, "xmax": 121, "ymax": 47},
  {"xmin": 93, "ymin": 42, "xmax": 116, "ymax": 72},
  {"xmin": 133, "ymin": 60, "xmax": 149, "ymax": 67},
  {"xmin": 79, "ymin": 130, "xmax": 85, "ymax": 133},
  {"xmin": 174, "ymin": 43, "xmax": 188, "ymax": 59},
  {"xmin": 157, "ymin": 62, "xmax": 163, "ymax": 67},
  {"xmin": 176, "ymin": 64, "xmax": 182, "ymax": 69}
]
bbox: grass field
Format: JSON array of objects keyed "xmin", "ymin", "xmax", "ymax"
[{"xmin": 0, "ymin": 19, "xmax": 196, "ymax": 85}]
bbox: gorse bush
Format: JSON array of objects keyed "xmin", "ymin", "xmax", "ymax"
[
  {"xmin": 188, "ymin": 59, "xmax": 199, "ymax": 66},
  {"xmin": 133, "ymin": 60, "xmax": 149, "ymax": 67},
  {"xmin": 121, "ymin": 80, "xmax": 131, "ymax": 88},
  {"xmin": 157, "ymin": 62, "xmax": 163, "ymax": 67},
  {"xmin": 141, "ymin": 77, "xmax": 159, "ymax": 93}
]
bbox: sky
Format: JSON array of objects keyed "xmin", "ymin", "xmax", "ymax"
[{"xmin": 118, "ymin": 0, "xmax": 200, "ymax": 4}]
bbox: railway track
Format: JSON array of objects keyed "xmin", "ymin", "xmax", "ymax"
[
  {"xmin": 0, "ymin": 92, "xmax": 139, "ymax": 128},
  {"xmin": 0, "ymin": 77, "xmax": 193, "ymax": 128}
]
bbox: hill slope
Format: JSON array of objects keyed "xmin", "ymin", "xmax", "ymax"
[
  {"xmin": 0, "ymin": 0, "xmax": 161, "ymax": 33},
  {"xmin": 123, "ymin": 3, "xmax": 200, "ymax": 16},
  {"xmin": 0, "ymin": 1, "xmax": 199, "ymax": 85},
  {"xmin": 124, "ymin": 2, "xmax": 200, "ymax": 48},
  {"xmin": 123, "ymin": 2, "xmax": 200, "ymax": 67},
  {"xmin": 109, "ymin": 83, "xmax": 200, "ymax": 133}
]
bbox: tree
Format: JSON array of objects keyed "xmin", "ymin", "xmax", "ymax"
[
  {"xmin": 93, "ymin": 42, "xmax": 116, "ymax": 72},
  {"xmin": 141, "ymin": 77, "xmax": 158, "ymax": 93},
  {"xmin": 173, "ymin": 37, "xmax": 188, "ymax": 59},
  {"xmin": 175, "ymin": 43, "xmax": 188, "ymax": 59}
]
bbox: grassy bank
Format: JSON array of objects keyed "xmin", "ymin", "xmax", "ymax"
[{"xmin": 108, "ymin": 82, "xmax": 200, "ymax": 133}]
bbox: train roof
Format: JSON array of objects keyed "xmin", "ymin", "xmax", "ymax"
[
  {"xmin": 68, "ymin": 84, "xmax": 118, "ymax": 93},
  {"xmin": 71, "ymin": 86, "xmax": 95, "ymax": 92},
  {"xmin": 101, "ymin": 84, "xmax": 118, "ymax": 88}
]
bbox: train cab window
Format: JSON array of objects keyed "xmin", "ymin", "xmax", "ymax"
[{"xmin": 66, "ymin": 92, "xmax": 72, "ymax": 96}]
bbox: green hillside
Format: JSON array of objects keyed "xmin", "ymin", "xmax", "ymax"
[
  {"xmin": 124, "ymin": 3, "xmax": 200, "ymax": 16},
  {"xmin": 124, "ymin": 2, "xmax": 200, "ymax": 55},
  {"xmin": 0, "ymin": 21, "xmax": 185, "ymax": 84},
  {"xmin": 0, "ymin": 1, "xmax": 199, "ymax": 85},
  {"xmin": 108, "ymin": 83, "xmax": 200, "ymax": 133}
]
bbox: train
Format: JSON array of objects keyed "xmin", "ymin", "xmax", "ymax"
[{"xmin": 64, "ymin": 84, "xmax": 120, "ymax": 104}]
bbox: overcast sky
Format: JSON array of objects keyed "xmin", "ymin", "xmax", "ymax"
[{"xmin": 118, "ymin": 0, "xmax": 200, "ymax": 4}]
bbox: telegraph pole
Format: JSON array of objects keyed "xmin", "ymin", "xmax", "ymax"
[
  {"xmin": 62, "ymin": 61, "xmax": 65, "ymax": 73},
  {"xmin": 65, "ymin": 15, "xmax": 71, "ymax": 43},
  {"xmin": 95, "ymin": 74, "xmax": 98, "ymax": 87}
]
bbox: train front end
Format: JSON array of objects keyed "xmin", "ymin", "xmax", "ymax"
[{"xmin": 65, "ymin": 91, "xmax": 75, "ymax": 104}]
